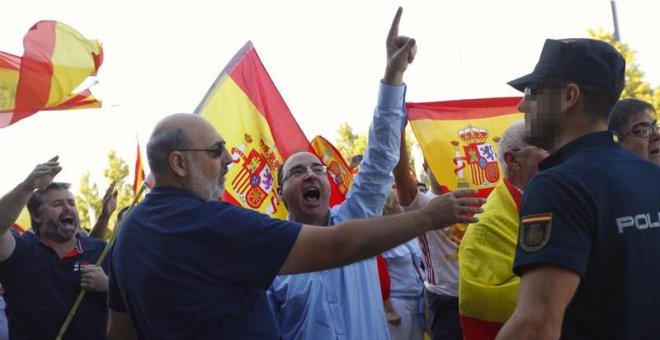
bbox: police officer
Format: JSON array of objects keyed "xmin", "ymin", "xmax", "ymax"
[{"xmin": 496, "ymin": 39, "xmax": 660, "ymax": 339}]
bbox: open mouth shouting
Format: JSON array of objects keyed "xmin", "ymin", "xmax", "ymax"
[{"xmin": 303, "ymin": 186, "xmax": 321, "ymax": 203}]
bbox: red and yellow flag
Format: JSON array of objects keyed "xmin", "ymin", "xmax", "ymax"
[
  {"xmin": 195, "ymin": 41, "xmax": 313, "ymax": 219},
  {"xmin": 311, "ymin": 135, "xmax": 353, "ymax": 207},
  {"xmin": 133, "ymin": 141, "xmax": 146, "ymax": 196},
  {"xmin": 0, "ymin": 21, "xmax": 102, "ymax": 127},
  {"xmin": 12, "ymin": 207, "xmax": 31, "ymax": 234},
  {"xmin": 407, "ymin": 97, "xmax": 522, "ymax": 198}
]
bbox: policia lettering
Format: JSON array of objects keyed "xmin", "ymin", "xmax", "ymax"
[{"xmin": 616, "ymin": 212, "xmax": 660, "ymax": 234}]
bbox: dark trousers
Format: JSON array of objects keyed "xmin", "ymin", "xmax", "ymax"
[{"xmin": 428, "ymin": 291, "xmax": 462, "ymax": 340}]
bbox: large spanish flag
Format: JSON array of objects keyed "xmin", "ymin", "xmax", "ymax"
[
  {"xmin": 195, "ymin": 41, "xmax": 313, "ymax": 219},
  {"xmin": 311, "ymin": 135, "xmax": 352, "ymax": 206},
  {"xmin": 406, "ymin": 98, "xmax": 522, "ymax": 198},
  {"xmin": 0, "ymin": 21, "xmax": 102, "ymax": 127}
]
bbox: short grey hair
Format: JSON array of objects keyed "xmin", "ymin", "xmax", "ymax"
[
  {"xmin": 498, "ymin": 120, "xmax": 525, "ymax": 174},
  {"xmin": 146, "ymin": 128, "xmax": 192, "ymax": 175}
]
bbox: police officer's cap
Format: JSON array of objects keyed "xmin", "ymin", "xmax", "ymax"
[{"xmin": 508, "ymin": 38, "xmax": 625, "ymax": 98}]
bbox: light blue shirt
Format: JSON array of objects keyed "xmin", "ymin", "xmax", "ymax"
[
  {"xmin": 382, "ymin": 239, "xmax": 424, "ymax": 298},
  {"xmin": 267, "ymin": 81, "xmax": 406, "ymax": 340}
]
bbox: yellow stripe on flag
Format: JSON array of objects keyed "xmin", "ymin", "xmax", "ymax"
[
  {"xmin": 200, "ymin": 76, "xmax": 287, "ymax": 219},
  {"xmin": 48, "ymin": 22, "xmax": 102, "ymax": 107}
]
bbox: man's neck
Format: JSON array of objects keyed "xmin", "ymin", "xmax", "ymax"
[
  {"xmin": 288, "ymin": 210, "xmax": 330, "ymax": 226},
  {"xmin": 550, "ymin": 116, "xmax": 608, "ymax": 153},
  {"xmin": 41, "ymin": 236, "xmax": 78, "ymax": 259}
]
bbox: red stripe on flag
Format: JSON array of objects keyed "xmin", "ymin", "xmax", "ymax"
[
  {"xmin": 227, "ymin": 42, "xmax": 311, "ymax": 158},
  {"xmin": 14, "ymin": 21, "xmax": 57, "ymax": 122},
  {"xmin": 0, "ymin": 51, "xmax": 21, "ymax": 70},
  {"xmin": 407, "ymin": 97, "xmax": 521, "ymax": 121}
]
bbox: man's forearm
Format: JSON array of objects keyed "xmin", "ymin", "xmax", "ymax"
[
  {"xmin": 331, "ymin": 210, "xmax": 430, "ymax": 267},
  {"xmin": 0, "ymin": 183, "xmax": 33, "ymax": 234}
]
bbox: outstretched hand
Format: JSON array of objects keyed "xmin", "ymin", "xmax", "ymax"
[
  {"xmin": 100, "ymin": 182, "xmax": 118, "ymax": 219},
  {"xmin": 384, "ymin": 7, "xmax": 417, "ymax": 86},
  {"xmin": 20, "ymin": 156, "xmax": 62, "ymax": 192},
  {"xmin": 423, "ymin": 189, "xmax": 486, "ymax": 228}
]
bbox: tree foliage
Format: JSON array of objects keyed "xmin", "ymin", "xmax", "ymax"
[
  {"xmin": 588, "ymin": 28, "xmax": 660, "ymax": 111},
  {"xmin": 75, "ymin": 150, "xmax": 132, "ymax": 238}
]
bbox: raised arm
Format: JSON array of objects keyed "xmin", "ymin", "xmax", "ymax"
[
  {"xmin": 496, "ymin": 266, "xmax": 580, "ymax": 340},
  {"xmin": 280, "ymin": 189, "xmax": 485, "ymax": 275},
  {"xmin": 0, "ymin": 157, "xmax": 61, "ymax": 261},
  {"xmin": 393, "ymin": 127, "xmax": 418, "ymax": 206},
  {"xmin": 89, "ymin": 181, "xmax": 117, "ymax": 240},
  {"xmin": 334, "ymin": 7, "xmax": 417, "ymax": 220}
]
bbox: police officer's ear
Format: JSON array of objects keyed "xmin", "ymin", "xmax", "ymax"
[
  {"xmin": 564, "ymin": 83, "xmax": 581, "ymax": 110},
  {"xmin": 169, "ymin": 151, "xmax": 188, "ymax": 178}
]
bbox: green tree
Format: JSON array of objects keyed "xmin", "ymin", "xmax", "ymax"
[
  {"xmin": 588, "ymin": 28, "xmax": 660, "ymax": 111},
  {"xmin": 336, "ymin": 123, "xmax": 368, "ymax": 161},
  {"xmin": 75, "ymin": 150, "xmax": 132, "ymax": 238}
]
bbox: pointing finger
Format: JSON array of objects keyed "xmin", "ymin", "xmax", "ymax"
[{"xmin": 388, "ymin": 7, "xmax": 403, "ymax": 42}]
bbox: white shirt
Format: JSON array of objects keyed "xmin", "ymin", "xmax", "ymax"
[{"xmin": 401, "ymin": 191, "xmax": 465, "ymax": 296}]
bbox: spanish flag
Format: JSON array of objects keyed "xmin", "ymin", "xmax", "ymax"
[
  {"xmin": 406, "ymin": 98, "xmax": 522, "ymax": 198},
  {"xmin": 195, "ymin": 41, "xmax": 313, "ymax": 219},
  {"xmin": 0, "ymin": 21, "xmax": 103, "ymax": 127},
  {"xmin": 133, "ymin": 141, "xmax": 146, "ymax": 197},
  {"xmin": 311, "ymin": 135, "xmax": 353, "ymax": 206}
]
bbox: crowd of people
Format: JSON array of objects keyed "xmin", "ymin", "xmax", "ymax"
[{"xmin": 0, "ymin": 6, "xmax": 659, "ymax": 340}]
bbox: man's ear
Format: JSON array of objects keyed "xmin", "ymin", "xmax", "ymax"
[
  {"xmin": 169, "ymin": 151, "xmax": 187, "ymax": 177},
  {"xmin": 503, "ymin": 150, "xmax": 519, "ymax": 169},
  {"xmin": 564, "ymin": 83, "xmax": 581, "ymax": 111}
]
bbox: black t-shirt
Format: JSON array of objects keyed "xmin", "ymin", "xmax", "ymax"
[
  {"xmin": 0, "ymin": 232, "xmax": 109, "ymax": 340},
  {"xmin": 108, "ymin": 187, "xmax": 302, "ymax": 340},
  {"xmin": 514, "ymin": 131, "xmax": 660, "ymax": 339}
]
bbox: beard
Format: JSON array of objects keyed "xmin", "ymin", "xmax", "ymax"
[
  {"xmin": 186, "ymin": 165, "xmax": 225, "ymax": 202},
  {"xmin": 38, "ymin": 218, "xmax": 79, "ymax": 243}
]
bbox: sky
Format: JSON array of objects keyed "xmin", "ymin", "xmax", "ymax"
[{"xmin": 0, "ymin": 0, "xmax": 658, "ymax": 195}]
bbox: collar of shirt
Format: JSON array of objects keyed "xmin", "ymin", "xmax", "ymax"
[
  {"xmin": 539, "ymin": 131, "xmax": 617, "ymax": 171},
  {"xmin": 36, "ymin": 233, "xmax": 86, "ymax": 260}
]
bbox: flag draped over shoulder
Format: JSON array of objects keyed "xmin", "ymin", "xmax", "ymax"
[
  {"xmin": 195, "ymin": 41, "xmax": 313, "ymax": 219},
  {"xmin": 407, "ymin": 98, "xmax": 522, "ymax": 198},
  {"xmin": 133, "ymin": 141, "xmax": 146, "ymax": 196},
  {"xmin": 0, "ymin": 21, "xmax": 102, "ymax": 128},
  {"xmin": 311, "ymin": 135, "xmax": 353, "ymax": 207}
]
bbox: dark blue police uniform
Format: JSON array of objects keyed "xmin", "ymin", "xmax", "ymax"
[
  {"xmin": 0, "ymin": 231, "xmax": 109, "ymax": 339},
  {"xmin": 514, "ymin": 131, "xmax": 660, "ymax": 339},
  {"xmin": 109, "ymin": 187, "xmax": 302, "ymax": 340}
]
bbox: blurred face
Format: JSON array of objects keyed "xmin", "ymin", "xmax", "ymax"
[
  {"xmin": 280, "ymin": 152, "xmax": 331, "ymax": 223},
  {"xmin": 181, "ymin": 126, "xmax": 232, "ymax": 201},
  {"xmin": 35, "ymin": 189, "xmax": 80, "ymax": 243},
  {"xmin": 517, "ymin": 83, "xmax": 567, "ymax": 151},
  {"xmin": 618, "ymin": 110, "xmax": 660, "ymax": 166}
]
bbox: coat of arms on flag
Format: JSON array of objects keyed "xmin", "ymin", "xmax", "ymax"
[
  {"xmin": 452, "ymin": 126, "xmax": 500, "ymax": 188},
  {"xmin": 407, "ymin": 97, "xmax": 522, "ymax": 198}
]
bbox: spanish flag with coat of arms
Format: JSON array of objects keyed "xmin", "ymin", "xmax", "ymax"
[
  {"xmin": 406, "ymin": 97, "xmax": 522, "ymax": 199},
  {"xmin": 197, "ymin": 41, "xmax": 349, "ymax": 219}
]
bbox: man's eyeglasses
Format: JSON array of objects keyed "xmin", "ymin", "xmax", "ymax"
[
  {"xmin": 282, "ymin": 164, "xmax": 327, "ymax": 182},
  {"xmin": 620, "ymin": 122, "xmax": 660, "ymax": 138},
  {"xmin": 511, "ymin": 145, "xmax": 548, "ymax": 154},
  {"xmin": 176, "ymin": 142, "xmax": 226, "ymax": 159}
]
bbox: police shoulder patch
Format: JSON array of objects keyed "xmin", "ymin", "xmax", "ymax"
[{"xmin": 519, "ymin": 213, "xmax": 552, "ymax": 252}]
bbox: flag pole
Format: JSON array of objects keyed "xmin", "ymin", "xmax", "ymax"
[{"xmin": 55, "ymin": 181, "xmax": 149, "ymax": 340}]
